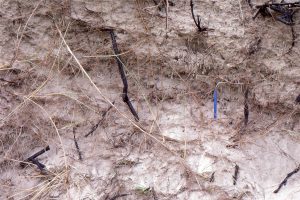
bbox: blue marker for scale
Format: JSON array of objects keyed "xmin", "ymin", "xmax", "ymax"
[{"xmin": 214, "ymin": 89, "xmax": 218, "ymax": 119}]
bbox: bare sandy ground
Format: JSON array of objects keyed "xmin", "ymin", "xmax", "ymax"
[{"xmin": 0, "ymin": 0, "xmax": 299, "ymax": 199}]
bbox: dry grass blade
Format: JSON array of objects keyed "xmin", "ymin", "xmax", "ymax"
[
  {"xmin": 10, "ymin": 0, "xmax": 43, "ymax": 66},
  {"xmin": 9, "ymin": 168, "xmax": 69, "ymax": 200}
]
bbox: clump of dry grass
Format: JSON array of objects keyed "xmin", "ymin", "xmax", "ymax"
[{"xmin": 9, "ymin": 167, "xmax": 70, "ymax": 200}]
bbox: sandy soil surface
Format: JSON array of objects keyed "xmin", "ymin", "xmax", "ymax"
[{"xmin": 0, "ymin": 0, "xmax": 299, "ymax": 199}]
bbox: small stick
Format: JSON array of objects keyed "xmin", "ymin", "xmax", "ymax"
[
  {"xmin": 73, "ymin": 127, "xmax": 82, "ymax": 160},
  {"xmin": 210, "ymin": 172, "xmax": 215, "ymax": 182},
  {"xmin": 166, "ymin": 0, "xmax": 169, "ymax": 29},
  {"xmin": 233, "ymin": 164, "xmax": 239, "ymax": 185},
  {"xmin": 21, "ymin": 159, "xmax": 46, "ymax": 171},
  {"xmin": 109, "ymin": 30, "xmax": 139, "ymax": 121},
  {"xmin": 190, "ymin": 0, "xmax": 209, "ymax": 32},
  {"xmin": 20, "ymin": 146, "xmax": 50, "ymax": 166},
  {"xmin": 30, "ymin": 159, "xmax": 46, "ymax": 171},
  {"xmin": 291, "ymin": 26, "xmax": 296, "ymax": 48},
  {"xmin": 244, "ymin": 88, "xmax": 249, "ymax": 126},
  {"xmin": 274, "ymin": 165, "xmax": 300, "ymax": 193},
  {"xmin": 85, "ymin": 101, "xmax": 115, "ymax": 137},
  {"xmin": 288, "ymin": 26, "xmax": 296, "ymax": 53},
  {"xmin": 20, "ymin": 146, "xmax": 50, "ymax": 168}
]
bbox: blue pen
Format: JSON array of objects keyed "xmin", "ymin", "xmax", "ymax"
[{"xmin": 214, "ymin": 89, "xmax": 218, "ymax": 119}]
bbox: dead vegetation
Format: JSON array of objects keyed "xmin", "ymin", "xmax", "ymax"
[{"xmin": 0, "ymin": 0, "xmax": 299, "ymax": 199}]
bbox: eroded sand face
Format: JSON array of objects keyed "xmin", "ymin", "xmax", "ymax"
[{"xmin": 0, "ymin": 0, "xmax": 299, "ymax": 199}]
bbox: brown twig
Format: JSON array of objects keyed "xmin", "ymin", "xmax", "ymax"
[
  {"xmin": 166, "ymin": 0, "xmax": 169, "ymax": 29},
  {"xmin": 20, "ymin": 146, "xmax": 50, "ymax": 170},
  {"xmin": 287, "ymin": 26, "xmax": 296, "ymax": 53},
  {"xmin": 73, "ymin": 127, "xmax": 82, "ymax": 160},
  {"xmin": 109, "ymin": 30, "xmax": 139, "ymax": 121},
  {"xmin": 274, "ymin": 165, "xmax": 300, "ymax": 193},
  {"xmin": 30, "ymin": 159, "xmax": 46, "ymax": 171},
  {"xmin": 244, "ymin": 88, "xmax": 249, "ymax": 126},
  {"xmin": 233, "ymin": 164, "xmax": 239, "ymax": 185},
  {"xmin": 85, "ymin": 101, "xmax": 115, "ymax": 137},
  {"xmin": 190, "ymin": 0, "xmax": 209, "ymax": 32},
  {"xmin": 291, "ymin": 25, "xmax": 296, "ymax": 48},
  {"xmin": 210, "ymin": 172, "xmax": 215, "ymax": 182}
]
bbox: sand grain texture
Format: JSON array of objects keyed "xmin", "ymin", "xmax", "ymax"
[{"xmin": 0, "ymin": 0, "xmax": 299, "ymax": 199}]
